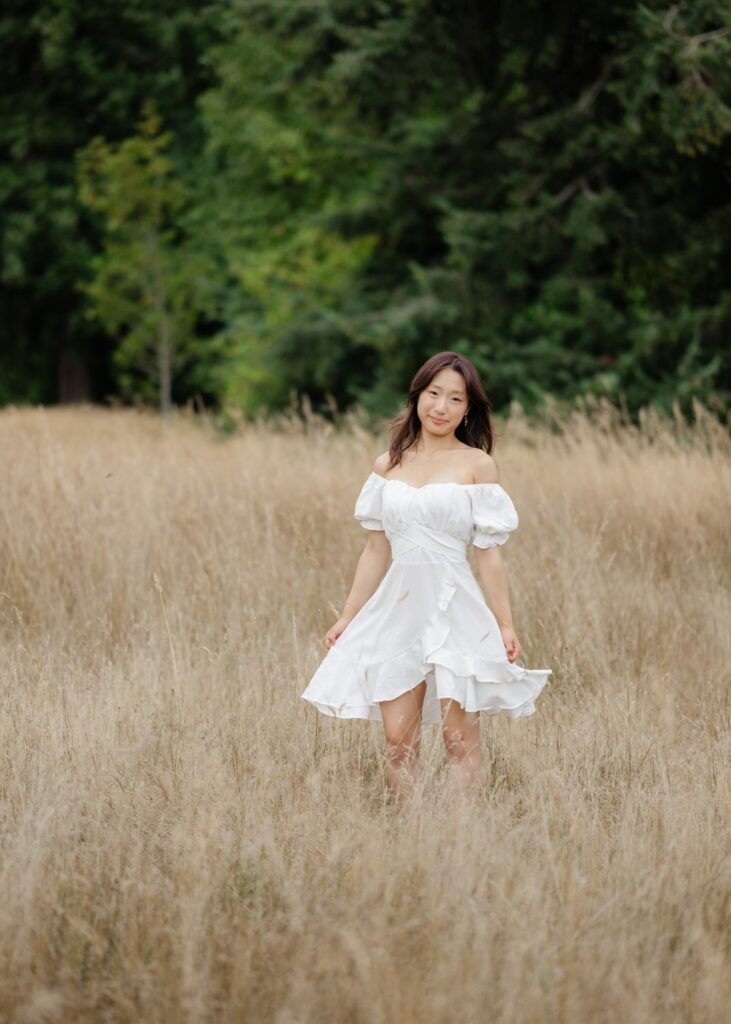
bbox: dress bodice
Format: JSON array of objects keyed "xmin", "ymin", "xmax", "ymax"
[{"xmin": 353, "ymin": 473, "xmax": 519, "ymax": 563}]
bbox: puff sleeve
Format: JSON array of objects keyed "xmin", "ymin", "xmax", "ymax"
[
  {"xmin": 353, "ymin": 473, "xmax": 386, "ymax": 531},
  {"xmin": 469, "ymin": 485, "xmax": 519, "ymax": 548}
]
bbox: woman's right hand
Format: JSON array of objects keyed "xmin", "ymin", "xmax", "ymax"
[{"xmin": 324, "ymin": 616, "xmax": 352, "ymax": 649}]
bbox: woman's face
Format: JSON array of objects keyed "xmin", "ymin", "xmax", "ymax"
[{"xmin": 416, "ymin": 367, "xmax": 469, "ymax": 436}]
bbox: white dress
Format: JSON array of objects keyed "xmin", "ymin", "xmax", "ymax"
[{"xmin": 301, "ymin": 473, "xmax": 551, "ymax": 725}]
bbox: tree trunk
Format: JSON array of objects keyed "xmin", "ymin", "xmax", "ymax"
[
  {"xmin": 147, "ymin": 228, "xmax": 174, "ymax": 417},
  {"xmin": 58, "ymin": 347, "xmax": 92, "ymax": 403},
  {"xmin": 157, "ymin": 316, "xmax": 173, "ymax": 417}
]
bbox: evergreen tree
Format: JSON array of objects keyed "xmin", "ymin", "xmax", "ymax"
[{"xmin": 201, "ymin": 0, "xmax": 731, "ymax": 419}]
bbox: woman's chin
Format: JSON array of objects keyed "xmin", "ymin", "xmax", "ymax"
[{"xmin": 421, "ymin": 424, "xmax": 454, "ymax": 440}]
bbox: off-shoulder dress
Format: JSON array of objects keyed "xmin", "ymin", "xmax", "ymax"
[{"xmin": 301, "ymin": 473, "xmax": 551, "ymax": 725}]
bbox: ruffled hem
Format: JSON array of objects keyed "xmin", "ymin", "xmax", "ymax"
[{"xmin": 301, "ymin": 573, "xmax": 551, "ymax": 725}]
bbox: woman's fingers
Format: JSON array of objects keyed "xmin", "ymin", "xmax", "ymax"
[
  {"xmin": 324, "ymin": 628, "xmax": 341, "ymax": 648},
  {"xmin": 504, "ymin": 636, "xmax": 521, "ymax": 662}
]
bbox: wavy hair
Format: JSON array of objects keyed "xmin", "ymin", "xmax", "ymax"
[{"xmin": 386, "ymin": 352, "xmax": 495, "ymax": 470}]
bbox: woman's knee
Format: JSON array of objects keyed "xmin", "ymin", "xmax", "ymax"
[
  {"xmin": 442, "ymin": 725, "xmax": 466, "ymax": 757},
  {"xmin": 380, "ymin": 685, "xmax": 425, "ymax": 752},
  {"xmin": 442, "ymin": 725, "xmax": 479, "ymax": 761},
  {"xmin": 384, "ymin": 733, "xmax": 413, "ymax": 757},
  {"xmin": 384, "ymin": 733, "xmax": 418, "ymax": 763}
]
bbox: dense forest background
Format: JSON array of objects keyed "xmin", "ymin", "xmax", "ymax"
[{"xmin": 2, "ymin": 0, "xmax": 730, "ymax": 421}]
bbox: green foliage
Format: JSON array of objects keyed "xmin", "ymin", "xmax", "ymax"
[
  {"xmin": 2, "ymin": 0, "xmax": 730, "ymax": 420},
  {"xmin": 194, "ymin": 8, "xmax": 383, "ymax": 415},
  {"xmin": 0, "ymin": 0, "xmax": 218, "ymax": 403},
  {"xmin": 77, "ymin": 106, "xmax": 221, "ymax": 412},
  {"xmin": 196, "ymin": 0, "xmax": 731, "ymax": 420}
]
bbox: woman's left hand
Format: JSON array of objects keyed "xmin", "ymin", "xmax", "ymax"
[{"xmin": 500, "ymin": 625, "xmax": 522, "ymax": 663}]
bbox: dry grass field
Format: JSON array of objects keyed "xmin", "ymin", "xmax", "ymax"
[{"xmin": 0, "ymin": 401, "xmax": 729, "ymax": 1024}]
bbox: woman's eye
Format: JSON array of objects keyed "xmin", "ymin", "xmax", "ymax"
[{"xmin": 427, "ymin": 390, "xmax": 462, "ymax": 401}]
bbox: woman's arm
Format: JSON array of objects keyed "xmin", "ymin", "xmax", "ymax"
[
  {"xmin": 468, "ymin": 451, "xmax": 521, "ymax": 662},
  {"xmin": 473, "ymin": 546, "xmax": 522, "ymax": 662},
  {"xmin": 324, "ymin": 531, "xmax": 391, "ymax": 648},
  {"xmin": 474, "ymin": 546, "xmax": 513, "ymax": 626},
  {"xmin": 341, "ymin": 532, "xmax": 391, "ymax": 620}
]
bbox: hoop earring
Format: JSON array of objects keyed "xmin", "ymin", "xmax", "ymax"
[{"xmin": 463, "ymin": 415, "xmax": 468, "ymax": 427}]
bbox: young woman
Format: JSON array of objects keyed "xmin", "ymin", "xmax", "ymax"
[{"xmin": 301, "ymin": 352, "xmax": 551, "ymax": 804}]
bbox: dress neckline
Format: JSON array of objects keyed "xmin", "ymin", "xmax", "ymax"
[{"xmin": 368, "ymin": 472, "xmax": 502, "ymax": 492}]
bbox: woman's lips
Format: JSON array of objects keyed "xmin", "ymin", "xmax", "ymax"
[{"xmin": 430, "ymin": 417, "xmax": 447, "ymax": 424}]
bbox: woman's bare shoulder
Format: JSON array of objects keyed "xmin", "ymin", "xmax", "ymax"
[
  {"xmin": 372, "ymin": 451, "xmax": 391, "ymax": 478},
  {"xmin": 470, "ymin": 449, "xmax": 499, "ymax": 484}
]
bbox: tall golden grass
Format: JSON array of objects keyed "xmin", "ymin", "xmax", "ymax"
[{"xmin": 0, "ymin": 401, "xmax": 729, "ymax": 1023}]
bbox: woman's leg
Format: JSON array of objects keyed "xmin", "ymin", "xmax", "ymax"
[
  {"xmin": 378, "ymin": 680, "xmax": 427, "ymax": 806},
  {"xmin": 440, "ymin": 699, "xmax": 482, "ymax": 798}
]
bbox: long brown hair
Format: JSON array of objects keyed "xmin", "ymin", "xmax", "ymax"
[{"xmin": 387, "ymin": 352, "xmax": 495, "ymax": 470}]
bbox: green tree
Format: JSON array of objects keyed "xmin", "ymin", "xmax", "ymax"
[
  {"xmin": 199, "ymin": 0, "xmax": 731, "ymax": 420},
  {"xmin": 0, "ymin": 0, "xmax": 218, "ymax": 404},
  {"xmin": 78, "ymin": 106, "xmax": 214, "ymax": 414},
  {"xmin": 195, "ymin": 7, "xmax": 380, "ymax": 416}
]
